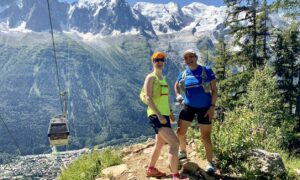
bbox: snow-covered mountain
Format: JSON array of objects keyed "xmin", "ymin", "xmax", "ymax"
[
  {"xmin": 134, "ymin": 2, "xmax": 227, "ymax": 35},
  {"xmin": 0, "ymin": 0, "xmax": 227, "ymax": 37},
  {"xmin": 0, "ymin": 0, "xmax": 69, "ymax": 32},
  {"xmin": 68, "ymin": 0, "xmax": 155, "ymax": 37},
  {"xmin": 133, "ymin": 2, "xmax": 192, "ymax": 34},
  {"xmin": 182, "ymin": 3, "xmax": 227, "ymax": 35}
]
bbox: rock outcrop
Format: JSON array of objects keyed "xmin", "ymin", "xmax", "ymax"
[{"xmin": 248, "ymin": 149, "xmax": 286, "ymax": 178}]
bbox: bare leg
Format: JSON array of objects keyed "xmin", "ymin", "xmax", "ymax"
[
  {"xmin": 158, "ymin": 127, "xmax": 180, "ymax": 173},
  {"xmin": 176, "ymin": 120, "xmax": 191, "ymax": 152},
  {"xmin": 199, "ymin": 124, "xmax": 213, "ymax": 162},
  {"xmin": 148, "ymin": 134, "xmax": 166, "ymax": 167}
]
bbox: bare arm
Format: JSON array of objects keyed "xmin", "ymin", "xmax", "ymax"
[
  {"xmin": 174, "ymin": 81, "xmax": 181, "ymax": 97},
  {"xmin": 205, "ymin": 79, "xmax": 218, "ymax": 121},
  {"xmin": 174, "ymin": 80, "xmax": 184, "ymax": 104},
  {"xmin": 210, "ymin": 79, "xmax": 218, "ymax": 106}
]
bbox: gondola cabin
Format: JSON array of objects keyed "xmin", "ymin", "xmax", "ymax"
[{"xmin": 47, "ymin": 114, "xmax": 69, "ymax": 146}]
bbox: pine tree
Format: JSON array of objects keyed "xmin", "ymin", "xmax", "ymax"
[
  {"xmin": 246, "ymin": 66, "xmax": 284, "ymax": 126},
  {"xmin": 256, "ymin": 0, "xmax": 271, "ymax": 65},
  {"xmin": 214, "ymin": 39, "xmax": 229, "ymax": 81},
  {"xmin": 213, "ymin": 38, "xmax": 252, "ymax": 115},
  {"xmin": 225, "ymin": 0, "xmax": 260, "ymax": 68},
  {"xmin": 297, "ymin": 74, "xmax": 300, "ymax": 117},
  {"xmin": 225, "ymin": 0, "xmax": 273, "ymax": 69},
  {"xmin": 273, "ymin": 0, "xmax": 300, "ymax": 19},
  {"xmin": 213, "ymin": 39, "xmax": 230, "ymax": 121},
  {"xmin": 273, "ymin": 24, "xmax": 300, "ymax": 114},
  {"xmin": 219, "ymin": 0, "xmax": 271, "ymax": 111}
]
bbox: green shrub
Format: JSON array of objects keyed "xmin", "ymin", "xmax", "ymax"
[
  {"xmin": 59, "ymin": 149, "xmax": 122, "ymax": 180},
  {"xmin": 213, "ymin": 107, "xmax": 256, "ymax": 173},
  {"xmin": 180, "ymin": 66, "xmax": 299, "ymax": 178},
  {"xmin": 196, "ymin": 67, "xmax": 297, "ymax": 176},
  {"xmin": 98, "ymin": 149, "xmax": 122, "ymax": 168},
  {"xmin": 282, "ymin": 153, "xmax": 300, "ymax": 180}
]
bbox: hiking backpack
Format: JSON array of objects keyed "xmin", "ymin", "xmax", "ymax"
[{"xmin": 178, "ymin": 66, "xmax": 211, "ymax": 96}]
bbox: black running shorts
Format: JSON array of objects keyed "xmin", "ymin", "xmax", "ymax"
[
  {"xmin": 179, "ymin": 104, "xmax": 211, "ymax": 124},
  {"xmin": 148, "ymin": 115, "xmax": 171, "ymax": 134}
]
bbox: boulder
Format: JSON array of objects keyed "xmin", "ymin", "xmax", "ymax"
[{"xmin": 248, "ymin": 149, "xmax": 286, "ymax": 178}]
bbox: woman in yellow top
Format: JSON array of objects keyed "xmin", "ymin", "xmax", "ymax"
[{"xmin": 143, "ymin": 52, "xmax": 188, "ymax": 180}]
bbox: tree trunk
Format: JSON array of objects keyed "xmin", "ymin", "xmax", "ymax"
[
  {"xmin": 263, "ymin": 0, "xmax": 268, "ymax": 64},
  {"xmin": 296, "ymin": 73, "xmax": 300, "ymax": 131},
  {"xmin": 252, "ymin": 1, "xmax": 257, "ymax": 68}
]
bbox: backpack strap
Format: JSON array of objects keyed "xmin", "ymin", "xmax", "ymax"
[
  {"xmin": 182, "ymin": 70, "xmax": 187, "ymax": 80},
  {"xmin": 201, "ymin": 66, "xmax": 211, "ymax": 93},
  {"xmin": 201, "ymin": 66, "xmax": 208, "ymax": 82},
  {"xmin": 178, "ymin": 70, "xmax": 187, "ymax": 96}
]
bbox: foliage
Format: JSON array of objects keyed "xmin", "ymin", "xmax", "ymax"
[
  {"xmin": 218, "ymin": 70, "xmax": 253, "ymax": 110},
  {"xmin": 272, "ymin": 0, "xmax": 300, "ymax": 19},
  {"xmin": 225, "ymin": 0, "xmax": 271, "ymax": 69},
  {"xmin": 245, "ymin": 67, "xmax": 281, "ymax": 126},
  {"xmin": 256, "ymin": 0, "xmax": 271, "ymax": 63},
  {"xmin": 58, "ymin": 149, "xmax": 122, "ymax": 180},
  {"xmin": 189, "ymin": 67, "xmax": 297, "ymax": 177},
  {"xmin": 273, "ymin": 23, "xmax": 300, "ymax": 114},
  {"xmin": 215, "ymin": 0, "xmax": 273, "ymax": 119},
  {"xmin": 281, "ymin": 153, "xmax": 300, "ymax": 179},
  {"xmin": 212, "ymin": 107, "xmax": 255, "ymax": 173},
  {"xmin": 199, "ymin": 0, "xmax": 300, "ymax": 177}
]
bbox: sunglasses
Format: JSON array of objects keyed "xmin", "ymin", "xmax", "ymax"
[
  {"xmin": 184, "ymin": 55, "xmax": 196, "ymax": 60},
  {"xmin": 153, "ymin": 58, "xmax": 165, "ymax": 63}
]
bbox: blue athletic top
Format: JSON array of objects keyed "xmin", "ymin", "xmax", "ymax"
[{"xmin": 177, "ymin": 65, "xmax": 216, "ymax": 108}]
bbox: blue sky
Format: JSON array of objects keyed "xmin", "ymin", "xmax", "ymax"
[{"xmin": 65, "ymin": 0, "xmax": 275, "ymax": 7}]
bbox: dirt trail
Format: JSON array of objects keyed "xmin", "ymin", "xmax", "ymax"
[{"xmin": 100, "ymin": 139, "xmax": 220, "ymax": 180}]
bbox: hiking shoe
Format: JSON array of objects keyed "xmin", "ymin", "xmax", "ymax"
[
  {"xmin": 178, "ymin": 151, "xmax": 187, "ymax": 160},
  {"xmin": 146, "ymin": 167, "xmax": 166, "ymax": 178},
  {"xmin": 206, "ymin": 162, "xmax": 215, "ymax": 175}
]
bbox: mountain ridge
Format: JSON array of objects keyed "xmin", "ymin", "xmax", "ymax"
[{"xmin": 0, "ymin": 0, "xmax": 227, "ymax": 37}]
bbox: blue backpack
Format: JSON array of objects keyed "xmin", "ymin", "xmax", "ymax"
[{"xmin": 178, "ymin": 66, "xmax": 211, "ymax": 96}]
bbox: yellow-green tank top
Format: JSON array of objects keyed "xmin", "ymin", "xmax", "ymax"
[{"xmin": 147, "ymin": 73, "xmax": 171, "ymax": 117}]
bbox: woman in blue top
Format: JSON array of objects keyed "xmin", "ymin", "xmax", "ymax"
[{"xmin": 174, "ymin": 49, "xmax": 218, "ymax": 174}]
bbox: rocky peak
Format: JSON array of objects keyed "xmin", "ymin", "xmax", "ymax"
[
  {"xmin": 68, "ymin": 0, "xmax": 155, "ymax": 36},
  {"xmin": 0, "ymin": 0, "xmax": 69, "ymax": 31},
  {"xmin": 133, "ymin": 2, "xmax": 191, "ymax": 34}
]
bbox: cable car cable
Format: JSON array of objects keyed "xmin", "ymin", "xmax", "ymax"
[
  {"xmin": 46, "ymin": 0, "xmax": 64, "ymax": 113},
  {"xmin": 46, "ymin": 0, "xmax": 70, "ymax": 148},
  {"xmin": 0, "ymin": 114, "xmax": 22, "ymax": 155}
]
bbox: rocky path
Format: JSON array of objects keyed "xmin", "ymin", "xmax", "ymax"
[{"xmin": 98, "ymin": 139, "xmax": 219, "ymax": 180}]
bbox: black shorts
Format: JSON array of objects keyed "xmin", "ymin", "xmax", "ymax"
[
  {"xmin": 179, "ymin": 104, "xmax": 211, "ymax": 124},
  {"xmin": 148, "ymin": 115, "xmax": 171, "ymax": 134}
]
